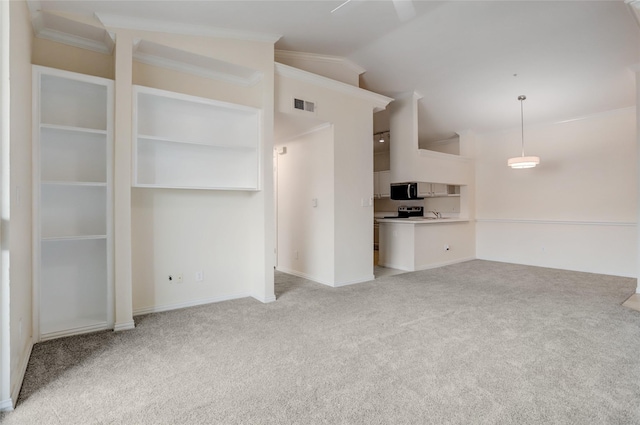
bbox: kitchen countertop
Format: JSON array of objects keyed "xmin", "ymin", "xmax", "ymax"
[{"xmin": 376, "ymin": 217, "xmax": 469, "ymax": 224}]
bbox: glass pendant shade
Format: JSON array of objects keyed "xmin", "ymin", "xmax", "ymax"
[{"xmin": 508, "ymin": 155, "xmax": 540, "ymax": 169}]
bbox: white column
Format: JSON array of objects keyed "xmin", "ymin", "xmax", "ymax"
[{"xmin": 113, "ymin": 31, "xmax": 135, "ymax": 330}]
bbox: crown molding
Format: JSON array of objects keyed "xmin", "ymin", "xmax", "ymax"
[
  {"xmin": 275, "ymin": 50, "xmax": 366, "ymax": 76},
  {"xmin": 96, "ymin": 13, "xmax": 281, "ymax": 44},
  {"xmin": 133, "ymin": 40, "xmax": 263, "ymax": 87},
  {"xmin": 31, "ymin": 11, "xmax": 114, "ymax": 54},
  {"xmin": 275, "ymin": 63, "xmax": 392, "ymax": 112}
]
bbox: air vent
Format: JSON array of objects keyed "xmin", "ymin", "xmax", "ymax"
[{"xmin": 293, "ymin": 98, "xmax": 316, "ymax": 113}]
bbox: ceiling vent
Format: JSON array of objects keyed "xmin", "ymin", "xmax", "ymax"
[{"xmin": 293, "ymin": 98, "xmax": 316, "ymax": 113}]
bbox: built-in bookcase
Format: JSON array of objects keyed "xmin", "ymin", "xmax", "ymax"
[
  {"xmin": 133, "ymin": 85, "xmax": 261, "ymax": 190},
  {"xmin": 33, "ymin": 66, "xmax": 114, "ymax": 341}
]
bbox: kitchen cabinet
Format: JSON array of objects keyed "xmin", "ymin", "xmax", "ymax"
[
  {"xmin": 133, "ymin": 85, "xmax": 261, "ymax": 190},
  {"xmin": 419, "ymin": 183, "xmax": 448, "ymax": 197},
  {"xmin": 33, "ymin": 65, "xmax": 114, "ymax": 341},
  {"xmin": 373, "ymin": 170, "xmax": 390, "ymax": 198}
]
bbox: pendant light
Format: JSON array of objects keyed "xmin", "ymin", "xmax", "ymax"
[{"xmin": 508, "ymin": 95, "xmax": 540, "ymax": 169}]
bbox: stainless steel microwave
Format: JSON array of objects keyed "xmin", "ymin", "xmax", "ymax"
[{"xmin": 390, "ymin": 182, "xmax": 428, "ymax": 200}]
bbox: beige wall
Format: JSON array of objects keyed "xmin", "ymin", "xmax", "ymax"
[
  {"xmin": 476, "ymin": 107, "xmax": 637, "ymax": 277},
  {"xmin": 32, "ymin": 37, "xmax": 114, "ymax": 79},
  {"xmin": 275, "ymin": 52, "xmax": 361, "ymax": 86}
]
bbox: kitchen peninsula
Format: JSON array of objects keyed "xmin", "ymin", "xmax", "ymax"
[{"xmin": 377, "ymin": 217, "xmax": 474, "ymax": 271}]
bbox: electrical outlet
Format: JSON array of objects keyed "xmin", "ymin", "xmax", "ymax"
[
  {"xmin": 195, "ymin": 271, "xmax": 204, "ymax": 282},
  {"xmin": 444, "ymin": 244, "xmax": 450, "ymax": 251},
  {"xmin": 168, "ymin": 274, "xmax": 184, "ymax": 283}
]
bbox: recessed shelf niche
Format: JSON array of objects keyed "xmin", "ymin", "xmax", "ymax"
[{"xmin": 133, "ymin": 85, "xmax": 261, "ymax": 190}]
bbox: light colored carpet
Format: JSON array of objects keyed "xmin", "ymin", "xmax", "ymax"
[{"xmin": 2, "ymin": 260, "xmax": 640, "ymax": 424}]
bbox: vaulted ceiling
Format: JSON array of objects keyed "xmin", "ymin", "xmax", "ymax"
[{"xmin": 29, "ymin": 1, "xmax": 640, "ymax": 142}]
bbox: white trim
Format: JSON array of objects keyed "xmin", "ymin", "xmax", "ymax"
[
  {"xmin": 34, "ymin": 28, "xmax": 113, "ymax": 55},
  {"xmin": 133, "ymin": 293, "xmax": 251, "ymax": 316},
  {"xmin": 379, "ymin": 257, "xmax": 475, "ymax": 272},
  {"xmin": 133, "ymin": 40, "xmax": 263, "ymax": 87},
  {"xmin": 31, "ymin": 11, "xmax": 114, "ymax": 54},
  {"xmin": 0, "ymin": 398, "xmax": 12, "ymax": 411},
  {"xmin": 275, "ymin": 122, "xmax": 332, "ymax": 144},
  {"xmin": 275, "ymin": 63, "xmax": 393, "ymax": 113},
  {"xmin": 134, "ymin": 52, "xmax": 263, "ymax": 87},
  {"xmin": 113, "ymin": 321, "xmax": 135, "ymax": 332},
  {"xmin": 251, "ymin": 293, "xmax": 276, "ymax": 303},
  {"xmin": 414, "ymin": 257, "xmax": 476, "ymax": 272},
  {"xmin": 95, "ymin": 13, "xmax": 281, "ymax": 44},
  {"xmin": 10, "ymin": 341, "xmax": 32, "ymax": 407},
  {"xmin": 40, "ymin": 323, "xmax": 110, "ymax": 342},
  {"xmin": 333, "ymin": 275, "xmax": 376, "ymax": 287},
  {"xmin": 275, "ymin": 50, "xmax": 366, "ymax": 76},
  {"xmin": 276, "ymin": 266, "xmax": 374, "ymax": 288},
  {"xmin": 476, "ymin": 218, "xmax": 636, "ymax": 227}
]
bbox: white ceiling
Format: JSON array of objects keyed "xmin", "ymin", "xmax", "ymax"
[{"xmin": 31, "ymin": 0, "xmax": 640, "ymax": 142}]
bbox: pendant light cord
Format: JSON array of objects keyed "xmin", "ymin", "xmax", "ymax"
[{"xmin": 519, "ymin": 95, "xmax": 526, "ymax": 157}]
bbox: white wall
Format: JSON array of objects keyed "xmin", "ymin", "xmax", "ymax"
[
  {"xmin": 476, "ymin": 107, "xmax": 637, "ymax": 277},
  {"xmin": 122, "ymin": 31, "xmax": 276, "ymax": 313},
  {"xmin": 1, "ymin": 0, "xmax": 33, "ymax": 410},
  {"xmin": 275, "ymin": 125, "xmax": 335, "ymax": 284},
  {"xmin": 390, "ymin": 93, "xmax": 472, "ymax": 185},
  {"xmin": 275, "ymin": 64, "xmax": 390, "ymax": 286}
]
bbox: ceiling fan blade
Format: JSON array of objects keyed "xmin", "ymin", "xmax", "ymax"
[
  {"xmin": 331, "ymin": 0, "xmax": 365, "ymax": 17},
  {"xmin": 392, "ymin": 0, "xmax": 416, "ymax": 21}
]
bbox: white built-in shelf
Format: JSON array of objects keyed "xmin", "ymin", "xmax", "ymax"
[
  {"xmin": 40, "ymin": 123, "xmax": 108, "ymax": 135},
  {"xmin": 42, "ymin": 235, "xmax": 108, "ymax": 242},
  {"xmin": 137, "ymin": 134, "xmax": 257, "ymax": 151},
  {"xmin": 42, "ymin": 181, "xmax": 107, "ymax": 187},
  {"xmin": 33, "ymin": 65, "xmax": 114, "ymax": 341},
  {"xmin": 133, "ymin": 85, "xmax": 261, "ymax": 190}
]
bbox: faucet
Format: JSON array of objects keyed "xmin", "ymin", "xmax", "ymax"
[{"xmin": 428, "ymin": 211, "xmax": 441, "ymax": 219}]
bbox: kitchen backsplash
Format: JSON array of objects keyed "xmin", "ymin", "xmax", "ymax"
[{"xmin": 374, "ymin": 196, "xmax": 460, "ymax": 215}]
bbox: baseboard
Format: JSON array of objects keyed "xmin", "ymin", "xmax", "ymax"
[
  {"xmin": 377, "ymin": 262, "xmax": 411, "ymax": 272},
  {"xmin": 252, "ymin": 293, "xmax": 276, "ymax": 303},
  {"xmin": 415, "ymin": 257, "xmax": 476, "ymax": 271},
  {"xmin": 8, "ymin": 338, "xmax": 33, "ymax": 409},
  {"xmin": 0, "ymin": 398, "xmax": 13, "ymax": 411},
  {"xmin": 113, "ymin": 321, "xmax": 135, "ymax": 332},
  {"xmin": 276, "ymin": 267, "xmax": 374, "ymax": 288},
  {"xmin": 133, "ymin": 293, "xmax": 251, "ymax": 316},
  {"xmin": 276, "ymin": 266, "xmax": 333, "ymax": 286},
  {"xmin": 333, "ymin": 274, "xmax": 375, "ymax": 287}
]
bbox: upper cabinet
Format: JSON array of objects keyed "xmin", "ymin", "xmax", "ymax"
[
  {"xmin": 374, "ymin": 171, "xmax": 391, "ymax": 198},
  {"xmin": 132, "ymin": 85, "xmax": 261, "ymax": 190}
]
